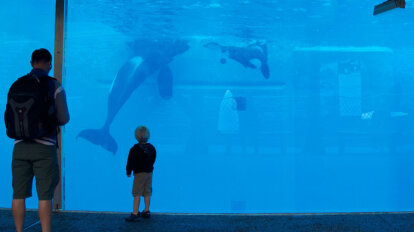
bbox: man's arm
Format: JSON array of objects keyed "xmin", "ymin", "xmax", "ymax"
[{"xmin": 53, "ymin": 81, "xmax": 70, "ymax": 126}]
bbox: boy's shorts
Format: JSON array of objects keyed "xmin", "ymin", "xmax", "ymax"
[
  {"xmin": 133, "ymin": 172, "xmax": 153, "ymax": 197},
  {"xmin": 12, "ymin": 142, "xmax": 59, "ymax": 201}
]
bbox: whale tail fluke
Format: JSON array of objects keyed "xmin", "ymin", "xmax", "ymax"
[{"xmin": 77, "ymin": 128, "xmax": 118, "ymax": 154}]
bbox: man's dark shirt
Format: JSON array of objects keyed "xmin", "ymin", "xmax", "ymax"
[{"xmin": 126, "ymin": 143, "xmax": 156, "ymax": 175}]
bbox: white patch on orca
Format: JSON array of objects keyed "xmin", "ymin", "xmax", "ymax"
[
  {"xmin": 256, "ymin": 46, "xmax": 264, "ymax": 54},
  {"xmin": 251, "ymin": 59, "xmax": 261, "ymax": 67},
  {"xmin": 218, "ymin": 90, "xmax": 239, "ymax": 134},
  {"xmin": 110, "ymin": 56, "xmax": 143, "ymax": 92}
]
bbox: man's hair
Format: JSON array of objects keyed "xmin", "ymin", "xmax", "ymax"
[
  {"xmin": 31, "ymin": 48, "xmax": 52, "ymax": 63},
  {"xmin": 135, "ymin": 126, "xmax": 150, "ymax": 143}
]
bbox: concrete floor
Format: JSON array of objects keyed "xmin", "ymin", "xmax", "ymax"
[{"xmin": 1, "ymin": 209, "xmax": 413, "ymax": 232}]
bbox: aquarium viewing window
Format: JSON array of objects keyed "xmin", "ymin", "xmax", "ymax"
[{"xmin": 0, "ymin": 0, "xmax": 413, "ymax": 214}]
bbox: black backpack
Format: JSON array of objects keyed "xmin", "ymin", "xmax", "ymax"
[{"xmin": 4, "ymin": 74, "xmax": 57, "ymax": 140}]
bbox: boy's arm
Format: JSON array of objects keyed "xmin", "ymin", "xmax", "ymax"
[
  {"xmin": 126, "ymin": 147, "xmax": 135, "ymax": 176},
  {"xmin": 151, "ymin": 147, "xmax": 157, "ymax": 165}
]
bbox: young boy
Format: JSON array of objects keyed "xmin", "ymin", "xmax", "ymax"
[{"xmin": 125, "ymin": 126, "xmax": 157, "ymax": 222}]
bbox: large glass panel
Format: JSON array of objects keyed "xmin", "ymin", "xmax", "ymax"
[
  {"xmin": 0, "ymin": 0, "xmax": 55, "ymax": 208},
  {"xmin": 65, "ymin": 0, "xmax": 414, "ymax": 213}
]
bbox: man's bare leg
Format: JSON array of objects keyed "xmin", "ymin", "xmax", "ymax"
[
  {"xmin": 38, "ymin": 200, "xmax": 52, "ymax": 232},
  {"xmin": 144, "ymin": 196, "xmax": 150, "ymax": 212},
  {"xmin": 12, "ymin": 199, "xmax": 25, "ymax": 232},
  {"xmin": 133, "ymin": 197, "xmax": 140, "ymax": 215}
]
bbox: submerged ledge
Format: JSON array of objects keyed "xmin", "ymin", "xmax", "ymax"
[{"xmin": 294, "ymin": 46, "xmax": 393, "ymax": 53}]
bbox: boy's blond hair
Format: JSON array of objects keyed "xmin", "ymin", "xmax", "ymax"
[{"xmin": 135, "ymin": 126, "xmax": 150, "ymax": 143}]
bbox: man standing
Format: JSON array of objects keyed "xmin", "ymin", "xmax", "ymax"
[{"xmin": 5, "ymin": 48, "xmax": 70, "ymax": 232}]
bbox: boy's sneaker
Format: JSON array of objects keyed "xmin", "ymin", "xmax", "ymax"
[
  {"xmin": 141, "ymin": 210, "xmax": 150, "ymax": 219},
  {"xmin": 125, "ymin": 213, "xmax": 140, "ymax": 222}
]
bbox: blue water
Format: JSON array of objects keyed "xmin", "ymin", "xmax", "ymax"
[{"xmin": 1, "ymin": 0, "xmax": 414, "ymax": 213}]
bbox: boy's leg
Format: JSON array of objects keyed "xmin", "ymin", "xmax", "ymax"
[
  {"xmin": 144, "ymin": 196, "xmax": 150, "ymax": 212},
  {"xmin": 133, "ymin": 173, "xmax": 148, "ymax": 215},
  {"xmin": 38, "ymin": 200, "xmax": 52, "ymax": 232},
  {"xmin": 133, "ymin": 197, "xmax": 141, "ymax": 215},
  {"xmin": 12, "ymin": 199, "xmax": 25, "ymax": 232},
  {"xmin": 143, "ymin": 173, "xmax": 153, "ymax": 212}
]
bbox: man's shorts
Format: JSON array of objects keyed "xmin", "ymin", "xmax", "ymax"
[
  {"xmin": 12, "ymin": 142, "xmax": 59, "ymax": 201},
  {"xmin": 133, "ymin": 172, "xmax": 153, "ymax": 197}
]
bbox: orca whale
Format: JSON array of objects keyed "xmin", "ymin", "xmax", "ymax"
[{"xmin": 78, "ymin": 39, "xmax": 190, "ymax": 154}]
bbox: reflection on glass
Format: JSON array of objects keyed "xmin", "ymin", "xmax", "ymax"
[
  {"xmin": 63, "ymin": 0, "xmax": 414, "ymax": 213},
  {"xmin": 0, "ymin": 0, "xmax": 55, "ymax": 208}
]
